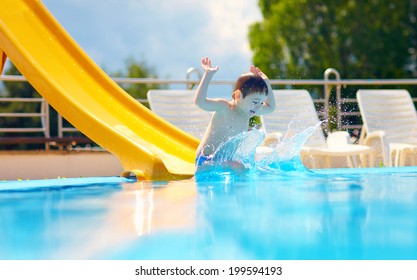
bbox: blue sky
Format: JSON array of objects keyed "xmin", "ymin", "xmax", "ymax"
[{"xmin": 42, "ymin": 0, "xmax": 262, "ymax": 82}]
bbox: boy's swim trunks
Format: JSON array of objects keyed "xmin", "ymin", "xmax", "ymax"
[{"xmin": 195, "ymin": 154, "xmax": 214, "ymax": 166}]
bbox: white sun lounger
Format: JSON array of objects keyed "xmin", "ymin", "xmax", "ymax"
[
  {"xmin": 357, "ymin": 89, "xmax": 417, "ymax": 167},
  {"xmin": 261, "ymin": 90, "xmax": 370, "ymax": 168},
  {"xmin": 147, "ymin": 90, "xmax": 212, "ymax": 140}
]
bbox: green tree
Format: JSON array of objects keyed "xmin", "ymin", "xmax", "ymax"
[
  {"xmin": 112, "ymin": 57, "xmax": 164, "ymax": 107},
  {"xmin": 249, "ymin": 0, "xmax": 417, "ymax": 80},
  {"xmin": 250, "ymin": 0, "xmax": 417, "ymax": 132}
]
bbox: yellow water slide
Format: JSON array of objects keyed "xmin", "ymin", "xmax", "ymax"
[{"xmin": 0, "ymin": 0, "xmax": 199, "ymax": 180}]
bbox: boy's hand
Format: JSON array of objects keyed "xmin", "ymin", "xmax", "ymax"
[
  {"xmin": 201, "ymin": 57, "xmax": 219, "ymax": 74},
  {"xmin": 250, "ymin": 65, "xmax": 268, "ymax": 80}
]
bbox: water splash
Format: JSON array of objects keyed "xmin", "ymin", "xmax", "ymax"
[
  {"xmin": 195, "ymin": 121, "xmax": 322, "ymax": 180},
  {"xmin": 256, "ymin": 121, "xmax": 323, "ymax": 174}
]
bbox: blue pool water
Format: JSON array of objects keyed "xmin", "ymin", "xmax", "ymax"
[{"xmin": 1, "ymin": 166, "xmax": 417, "ymax": 260}]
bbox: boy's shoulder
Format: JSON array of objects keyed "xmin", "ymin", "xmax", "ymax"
[
  {"xmin": 206, "ymin": 98, "xmax": 234, "ymax": 112},
  {"xmin": 215, "ymin": 99, "xmax": 236, "ymax": 113}
]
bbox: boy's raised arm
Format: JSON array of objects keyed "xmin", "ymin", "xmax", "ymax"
[{"xmin": 194, "ymin": 57, "xmax": 228, "ymax": 111}]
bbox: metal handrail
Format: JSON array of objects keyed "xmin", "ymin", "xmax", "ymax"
[
  {"xmin": 324, "ymin": 68, "xmax": 342, "ymax": 133},
  {"xmin": 185, "ymin": 67, "xmax": 202, "ymax": 89},
  {"xmin": 2, "ymin": 74, "xmax": 417, "ymax": 86}
]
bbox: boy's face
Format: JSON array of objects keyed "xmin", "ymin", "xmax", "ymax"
[{"xmin": 236, "ymin": 92, "xmax": 268, "ymax": 117}]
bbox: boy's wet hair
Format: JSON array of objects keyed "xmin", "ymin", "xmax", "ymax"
[{"xmin": 233, "ymin": 73, "xmax": 268, "ymax": 99}]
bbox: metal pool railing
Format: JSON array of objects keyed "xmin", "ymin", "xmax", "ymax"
[
  {"xmin": 1, "ymin": 69, "xmax": 417, "ymax": 149},
  {"xmin": 0, "ymin": 97, "xmax": 50, "ymax": 137}
]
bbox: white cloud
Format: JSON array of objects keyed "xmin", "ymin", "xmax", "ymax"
[
  {"xmin": 204, "ymin": 0, "xmax": 261, "ymax": 56},
  {"xmin": 42, "ymin": 0, "xmax": 262, "ymax": 82}
]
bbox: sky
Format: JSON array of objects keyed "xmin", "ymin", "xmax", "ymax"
[{"xmin": 42, "ymin": 0, "xmax": 263, "ymax": 83}]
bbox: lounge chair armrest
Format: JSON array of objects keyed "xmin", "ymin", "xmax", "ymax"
[
  {"xmin": 360, "ymin": 130, "xmax": 386, "ymax": 146},
  {"xmin": 360, "ymin": 130, "xmax": 390, "ymax": 167}
]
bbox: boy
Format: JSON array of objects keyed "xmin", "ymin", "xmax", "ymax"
[{"xmin": 195, "ymin": 57, "xmax": 276, "ymax": 170}]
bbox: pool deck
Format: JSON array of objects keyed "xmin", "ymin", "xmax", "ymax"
[{"xmin": 0, "ymin": 150, "xmax": 123, "ymax": 180}]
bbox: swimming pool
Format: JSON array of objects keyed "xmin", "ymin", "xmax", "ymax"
[{"xmin": 1, "ymin": 166, "xmax": 417, "ymax": 260}]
